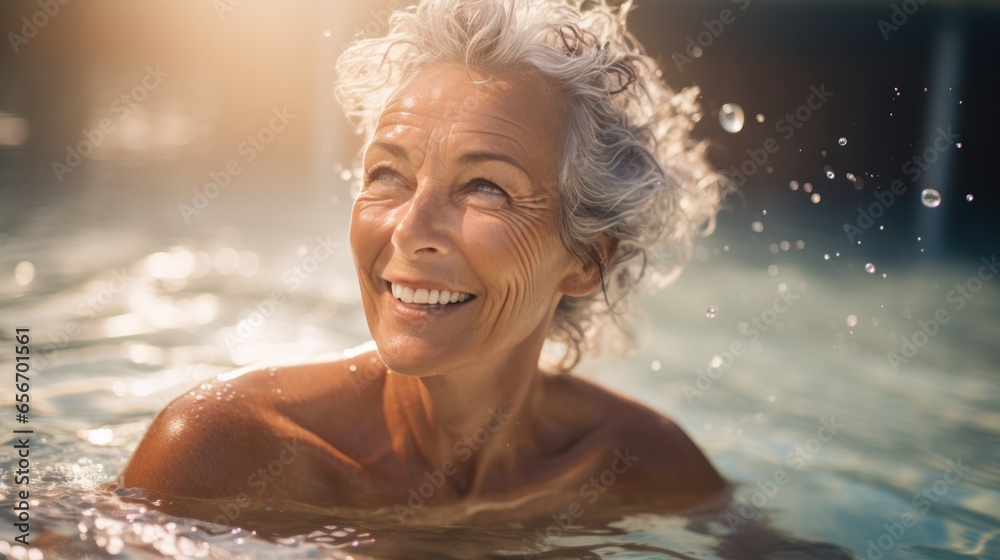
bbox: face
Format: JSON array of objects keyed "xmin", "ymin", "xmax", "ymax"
[{"xmin": 349, "ymin": 64, "xmax": 594, "ymax": 376}]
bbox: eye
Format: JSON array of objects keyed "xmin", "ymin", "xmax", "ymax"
[
  {"xmin": 471, "ymin": 179, "xmax": 508, "ymax": 197},
  {"xmin": 364, "ymin": 165, "xmax": 398, "ymax": 185}
]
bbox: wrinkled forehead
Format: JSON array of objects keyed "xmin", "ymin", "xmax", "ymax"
[{"xmin": 369, "ymin": 65, "xmax": 567, "ymax": 179}]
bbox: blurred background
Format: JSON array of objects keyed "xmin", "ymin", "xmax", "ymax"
[
  {"xmin": 1, "ymin": 1, "xmax": 999, "ymax": 558},
  {"xmin": 0, "ymin": 0, "xmax": 997, "ymax": 259}
]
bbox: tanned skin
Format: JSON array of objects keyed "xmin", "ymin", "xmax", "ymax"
[{"xmin": 121, "ymin": 65, "xmax": 725, "ymax": 524}]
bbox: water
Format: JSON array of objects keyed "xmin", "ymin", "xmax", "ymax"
[
  {"xmin": 922, "ymin": 189, "xmax": 943, "ymax": 208},
  {"xmin": 1, "ymin": 182, "xmax": 998, "ymax": 559},
  {"xmin": 718, "ymin": 104, "xmax": 745, "ymax": 134}
]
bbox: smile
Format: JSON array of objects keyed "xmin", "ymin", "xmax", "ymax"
[{"xmin": 389, "ymin": 282, "xmax": 474, "ymax": 306}]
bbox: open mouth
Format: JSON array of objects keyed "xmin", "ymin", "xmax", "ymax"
[{"xmin": 388, "ymin": 281, "xmax": 476, "ymax": 308}]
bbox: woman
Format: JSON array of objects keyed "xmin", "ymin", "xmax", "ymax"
[{"xmin": 121, "ymin": 0, "xmax": 727, "ymax": 524}]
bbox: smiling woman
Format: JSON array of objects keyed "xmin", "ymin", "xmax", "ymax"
[{"xmin": 119, "ymin": 0, "xmax": 728, "ymax": 526}]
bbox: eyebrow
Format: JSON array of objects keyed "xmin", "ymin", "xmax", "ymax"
[
  {"xmin": 457, "ymin": 151, "xmax": 531, "ymax": 179},
  {"xmin": 367, "ymin": 141, "xmax": 532, "ymax": 179}
]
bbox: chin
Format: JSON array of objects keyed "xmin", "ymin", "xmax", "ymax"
[{"xmin": 373, "ymin": 336, "xmax": 451, "ymax": 377}]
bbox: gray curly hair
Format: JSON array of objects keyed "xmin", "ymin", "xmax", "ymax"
[{"xmin": 336, "ymin": 0, "xmax": 725, "ymax": 369}]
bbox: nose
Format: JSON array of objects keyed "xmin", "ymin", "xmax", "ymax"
[{"xmin": 390, "ymin": 185, "xmax": 453, "ymax": 258}]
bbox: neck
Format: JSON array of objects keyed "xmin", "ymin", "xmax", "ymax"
[{"xmin": 379, "ymin": 336, "xmax": 550, "ymax": 494}]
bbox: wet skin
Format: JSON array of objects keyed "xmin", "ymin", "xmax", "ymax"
[{"xmin": 120, "ymin": 65, "xmax": 725, "ymax": 523}]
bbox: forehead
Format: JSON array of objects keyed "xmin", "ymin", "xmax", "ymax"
[{"xmin": 371, "ymin": 65, "xmax": 567, "ymax": 179}]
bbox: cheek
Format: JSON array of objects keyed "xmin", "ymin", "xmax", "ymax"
[
  {"xmin": 350, "ymin": 201, "xmax": 393, "ymax": 259},
  {"xmin": 465, "ymin": 213, "xmax": 568, "ymax": 312}
]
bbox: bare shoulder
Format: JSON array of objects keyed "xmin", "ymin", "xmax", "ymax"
[
  {"xmin": 119, "ymin": 352, "xmax": 381, "ymax": 502},
  {"xmin": 552, "ymin": 373, "xmax": 727, "ymax": 496}
]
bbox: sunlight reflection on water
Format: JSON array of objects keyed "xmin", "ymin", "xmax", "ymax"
[{"xmin": 0, "ymin": 182, "xmax": 998, "ymax": 559}]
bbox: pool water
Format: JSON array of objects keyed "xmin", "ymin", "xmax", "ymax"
[{"xmin": 1, "ymin": 181, "xmax": 998, "ymax": 559}]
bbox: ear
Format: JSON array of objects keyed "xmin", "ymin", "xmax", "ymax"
[{"xmin": 558, "ymin": 235, "xmax": 618, "ymax": 297}]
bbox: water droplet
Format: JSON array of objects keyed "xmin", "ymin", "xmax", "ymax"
[
  {"xmin": 838, "ymin": 137, "xmax": 847, "ymax": 146},
  {"xmin": 811, "ymin": 193, "xmax": 821, "ymax": 204},
  {"xmin": 691, "ymin": 45, "xmax": 703, "ymax": 58},
  {"xmin": 846, "ymin": 172, "xmax": 857, "ymax": 182},
  {"xmin": 846, "ymin": 315, "xmax": 858, "ymax": 327},
  {"xmin": 755, "ymin": 113, "xmax": 765, "ymax": 123},
  {"xmin": 824, "ymin": 166, "xmax": 835, "ymax": 179},
  {"xmin": 796, "ymin": 240, "xmax": 805, "ymax": 250},
  {"xmin": 719, "ymin": 103, "xmax": 745, "ymax": 133},
  {"xmin": 751, "ymin": 220, "xmax": 764, "ymax": 233},
  {"xmin": 709, "ymin": 355, "xmax": 723, "ymax": 368},
  {"xmin": 956, "ymin": 142, "xmax": 962, "ymax": 148},
  {"xmin": 14, "ymin": 261, "xmax": 35, "ymax": 286},
  {"xmin": 706, "ymin": 306, "xmax": 718, "ymax": 318},
  {"xmin": 789, "ymin": 180, "xmax": 799, "ymax": 191},
  {"xmin": 966, "ymin": 194, "xmax": 974, "ymax": 202},
  {"xmin": 767, "ymin": 264, "xmax": 778, "ymax": 276},
  {"xmin": 803, "ymin": 182, "xmax": 813, "ymax": 193},
  {"xmin": 865, "ymin": 263, "xmax": 876, "ymax": 274},
  {"xmin": 780, "ymin": 240, "xmax": 790, "ymax": 251},
  {"xmin": 920, "ymin": 189, "xmax": 942, "ymax": 208},
  {"xmin": 823, "ymin": 253, "xmax": 830, "ymax": 260},
  {"xmin": 651, "ymin": 360, "xmax": 662, "ymax": 371},
  {"xmin": 322, "ymin": 29, "xmax": 332, "ymax": 37}
]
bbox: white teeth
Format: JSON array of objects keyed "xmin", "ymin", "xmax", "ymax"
[{"xmin": 390, "ymin": 283, "xmax": 471, "ymax": 305}]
